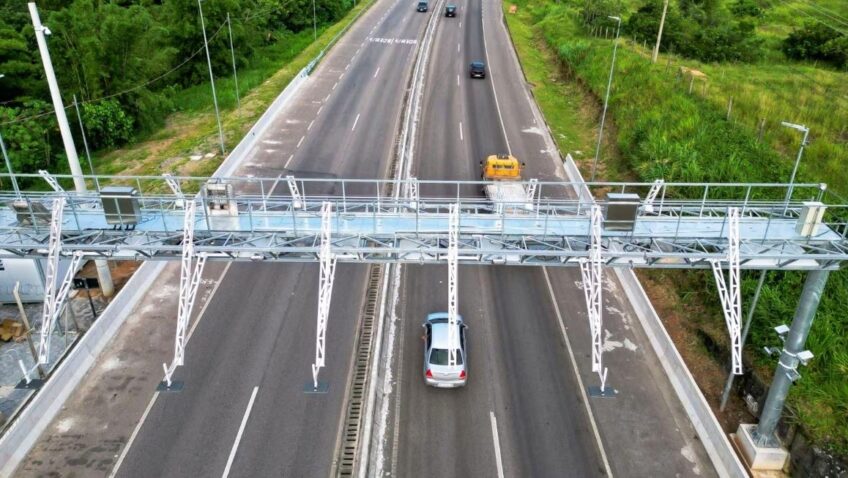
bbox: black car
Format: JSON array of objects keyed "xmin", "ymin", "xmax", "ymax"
[
  {"xmin": 445, "ymin": 4, "xmax": 456, "ymax": 16},
  {"xmin": 469, "ymin": 61, "xmax": 486, "ymax": 79},
  {"xmin": 417, "ymin": 1, "xmax": 428, "ymax": 12}
]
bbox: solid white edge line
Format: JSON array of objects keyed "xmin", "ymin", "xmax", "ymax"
[
  {"xmin": 108, "ymin": 389, "xmax": 159, "ymax": 478},
  {"xmin": 490, "ymin": 411, "xmax": 506, "ymax": 478},
  {"xmin": 221, "ymin": 386, "xmax": 260, "ymax": 478},
  {"xmin": 542, "ymin": 267, "xmax": 614, "ymax": 477},
  {"xmin": 352, "ymin": 113, "xmax": 361, "ymax": 131},
  {"xmin": 479, "ymin": 0, "xmax": 512, "ymax": 154},
  {"xmin": 109, "ymin": 262, "xmax": 233, "ymax": 477}
]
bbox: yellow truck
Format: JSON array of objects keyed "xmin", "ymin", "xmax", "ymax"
[{"xmin": 480, "ymin": 154, "xmax": 533, "ymax": 211}]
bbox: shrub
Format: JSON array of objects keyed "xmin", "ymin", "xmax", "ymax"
[
  {"xmin": 783, "ymin": 22, "xmax": 848, "ymax": 69},
  {"xmin": 81, "ymin": 99, "xmax": 134, "ymax": 149}
]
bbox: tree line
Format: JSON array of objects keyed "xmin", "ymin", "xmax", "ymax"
[{"xmin": 0, "ymin": 0, "xmax": 353, "ymax": 183}]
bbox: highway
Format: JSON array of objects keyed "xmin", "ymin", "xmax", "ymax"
[
  {"xmin": 113, "ymin": 0, "xmax": 428, "ymax": 476},
  {"xmin": 383, "ymin": 0, "xmax": 607, "ymax": 475},
  {"xmin": 379, "ymin": 0, "xmax": 717, "ymax": 476},
  {"xmin": 15, "ymin": 0, "xmax": 719, "ymax": 475}
]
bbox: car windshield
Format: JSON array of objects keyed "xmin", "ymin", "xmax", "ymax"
[
  {"xmin": 471, "ymin": 62, "xmax": 484, "ymax": 68},
  {"xmin": 429, "ymin": 348, "xmax": 463, "ymax": 365}
]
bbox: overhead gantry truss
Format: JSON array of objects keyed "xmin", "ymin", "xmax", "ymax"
[
  {"xmin": 5, "ymin": 174, "xmax": 847, "ymax": 388},
  {"xmin": 0, "ymin": 177, "xmax": 844, "ymax": 270}
]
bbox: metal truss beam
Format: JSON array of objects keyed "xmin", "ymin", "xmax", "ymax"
[
  {"xmin": 38, "ymin": 170, "xmax": 64, "ymax": 193},
  {"xmin": 287, "ymin": 175, "xmax": 303, "ymax": 209},
  {"xmin": 0, "ymin": 178, "xmax": 844, "ymax": 270},
  {"xmin": 163, "ymin": 173, "xmax": 185, "ymax": 208},
  {"xmin": 579, "ymin": 205, "xmax": 608, "ymax": 390},
  {"xmin": 311, "ymin": 202, "xmax": 337, "ymax": 389},
  {"xmin": 711, "ymin": 207, "xmax": 743, "ymax": 375},
  {"xmin": 162, "ymin": 202, "xmax": 208, "ymax": 387},
  {"xmin": 448, "ymin": 203, "xmax": 459, "ymax": 367},
  {"xmin": 642, "ymin": 179, "xmax": 665, "ymax": 214}
]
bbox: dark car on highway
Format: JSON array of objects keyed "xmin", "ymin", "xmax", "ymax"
[
  {"xmin": 469, "ymin": 61, "xmax": 486, "ymax": 79},
  {"xmin": 445, "ymin": 4, "xmax": 456, "ymax": 16},
  {"xmin": 417, "ymin": 0, "xmax": 428, "ymax": 12}
]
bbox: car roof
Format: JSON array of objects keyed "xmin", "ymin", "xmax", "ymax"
[{"xmin": 426, "ymin": 313, "xmax": 464, "ymax": 349}]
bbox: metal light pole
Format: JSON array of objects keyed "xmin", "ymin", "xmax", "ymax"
[
  {"xmin": 652, "ymin": 0, "xmax": 669, "ymax": 63},
  {"xmin": 197, "ymin": 0, "xmax": 226, "ymax": 155},
  {"xmin": 0, "ymin": 74, "xmax": 21, "ymax": 198},
  {"xmin": 72, "ymin": 95, "xmax": 100, "ymax": 192},
  {"xmin": 781, "ymin": 121, "xmax": 809, "ymax": 214},
  {"xmin": 312, "ymin": 0, "xmax": 318, "ymax": 41},
  {"xmin": 591, "ymin": 15, "xmax": 621, "ymax": 182},
  {"xmin": 29, "ymin": 2, "xmax": 114, "ymax": 297},
  {"xmin": 754, "ymin": 269, "xmax": 829, "ymax": 446},
  {"xmin": 226, "ymin": 13, "xmax": 240, "ymax": 109}
]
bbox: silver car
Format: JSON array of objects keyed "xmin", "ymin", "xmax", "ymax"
[{"xmin": 422, "ymin": 313, "xmax": 467, "ymax": 388}]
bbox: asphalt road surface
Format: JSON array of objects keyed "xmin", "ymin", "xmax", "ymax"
[{"xmin": 115, "ymin": 0, "xmax": 427, "ymax": 476}]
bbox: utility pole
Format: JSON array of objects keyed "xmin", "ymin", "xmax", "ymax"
[
  {"xmin": 197, "ymin": 0, "xmax": 226, "ymax": 155},
  {"xmin": 591, "ymin": 15, "xmax": 621, "ymax": 182},
  {"xmin": 652, "ymin": 0, "xmax": 669, "ymax": 63},
  {"xmin": 226, "ymin": 13, "xmax": 240, "ymax": 109},
  {"xmin": 29, "ymin": 2, "xmax": 114, "ymax": 297},
  {"xmin": 781, "ymin": 121, "xmax": 809, "ymax": 214}
]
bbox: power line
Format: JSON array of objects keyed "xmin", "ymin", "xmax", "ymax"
[
  {"xmin": 1, "ymin": 20, "xmax": 228, "ymax": 127},
  {"xmin": 773, "ymin": 0, "xmax": 848, "ymax": 35},
  {"xmin": 795, "ymin": 0, "xmax": 848, "ymax": 27}
]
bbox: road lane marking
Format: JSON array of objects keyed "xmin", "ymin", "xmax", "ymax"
[
  {"xmin": 285, "ymin": 154, "xmax": 294, "ymax": 169},
  {"xmin": 490, "ymin": 411, "xmax": 506, "ymax": 478},
  {"xmin": 542, "ymin": 267, "xmax": 613, "ymax": 477},
  {"xmin": 480, "ymin": 0, "xmax": 512, "ymax": 154},
  {"xmin": 333, "ymin": 82, "xmax": 339, "ymax": 90},
  {"xmin": 325, "ymin": 93, "xmax": 331, "ymax": 102},
  {"xmin": 374, "ymin": 67, "xmax": 381, "ymax": 78},
  {"xmin": 457, "ymin": 42, "xmax": 460, "ymax": 53},
  {"xmin": 317, "ymin": 105, "xmax": 324, "ymax": 116},
  {"xmin": 308, "ymin": 120, "xmax": 315, "ymax": 131},
  {"xmin": 457, "ymin": 74, "xmax": 460, "ymax": 86},
  {"xmin": 340, "ymin": 72, "xmax": 346, "ymax": 80},
  {"xmin": 459, "ymin": 21, "xmax": 462, "ymax": 28},
  {"xmin": 459, "ymin": 121, "xmax": 464, "ymax": 141},
  {"xmin": 297, "ymin": 136, "xmax": 305, "ymax": 148},
  {"xmin": 352, "ymin": 113, "xmax": 361, "ymax": 131},
  {"xmin": 110, "ymin": 263, "xmax": 233, "ymax": 478},
  {"xmin": 221, "ymin": 386, "xmax": 260, "ymax": 478}
]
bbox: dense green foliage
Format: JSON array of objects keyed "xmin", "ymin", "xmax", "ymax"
[
  {"xmin": 783, "ymin": 22, "xmax": 848, "ymax": 69},
  {"xmin": 509, "ymin": 0, "xmax": 848, "ymax": 453},
  {"xmin": 620, "ymin": 0, "xmax": 763, "ymax": 62},
  {"xmin": 0, "ymin": 0, "xmax": 354, "ymax": 176}
]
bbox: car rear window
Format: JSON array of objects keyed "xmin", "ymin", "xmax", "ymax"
[{"xmin": 429, "ymin": 348, "xmax": 463, "ymax": 365}]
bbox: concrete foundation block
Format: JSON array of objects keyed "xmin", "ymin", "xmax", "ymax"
[{"xmin": 735, "ymin": 423, "xmax": 789, "ymax": 471}]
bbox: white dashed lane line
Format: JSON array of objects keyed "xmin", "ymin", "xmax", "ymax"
[
  {"xmin": 352, "ymin": 113, "xmax": 361, "ymax": 131},
  {"xmin": 297, "ymin": 136, "xmax": 305, "ymax": 148},
  {"xmin": 375, "ymin": 67, "xmax": 381, "ymax": 78}
]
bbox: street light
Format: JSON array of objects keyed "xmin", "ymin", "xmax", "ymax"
[
  {"xmin": 0, "ymin": 74, "xmax": 21, "ymax": 198},
  {"xmin": 197, "ymin": 0, "xmax": 226, "ymax": 155},
  {"xmin": 591, "ymin": 15, "xmax": 621, "ymax": 182},
  {"xmin": 780, "ymin": 121, "xmax": 810, "ymax": 213}
]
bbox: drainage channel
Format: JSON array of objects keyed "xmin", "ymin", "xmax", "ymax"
[{"xmin": 334, "ymin": 264, "xmax": 384, "ymax": 476}]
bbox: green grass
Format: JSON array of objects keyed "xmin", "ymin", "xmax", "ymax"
[{"xmin": 505, "ymin": 0, "xmax": 848, "ymax": 454}]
